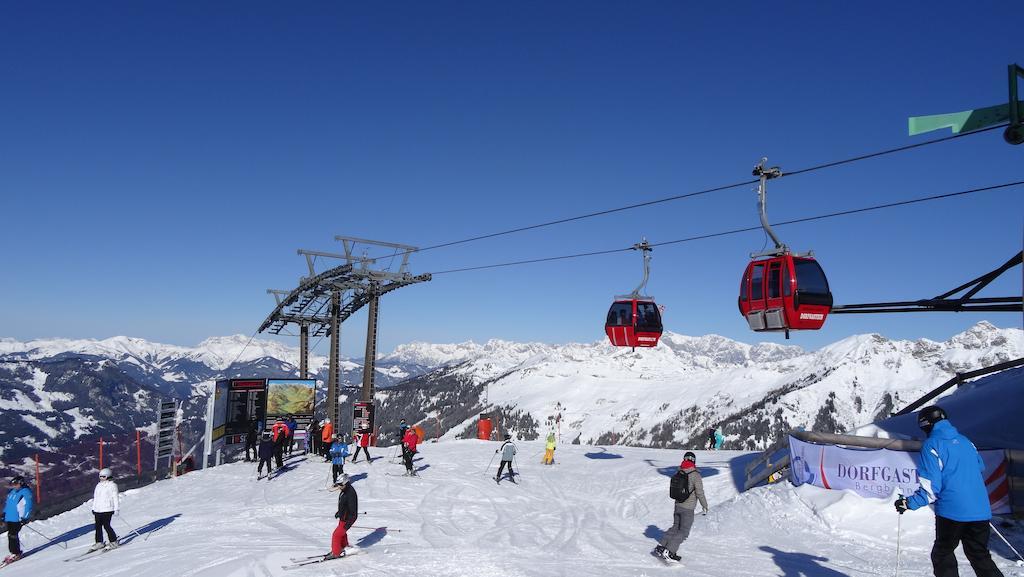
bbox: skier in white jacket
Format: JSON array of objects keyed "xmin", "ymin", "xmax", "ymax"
[{"xmin": 90, "ymin": 468, "xmax": 120, "ymax": 551}]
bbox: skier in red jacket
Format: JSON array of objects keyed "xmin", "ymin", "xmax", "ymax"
[{"xmin": 402, "ymin": 428, "xmax": 419, "ymax": 476}]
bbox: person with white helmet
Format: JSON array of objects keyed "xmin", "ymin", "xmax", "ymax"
[
  {"xmin": 325, "ymin": 473, "xmax": 358, "ymax": 560},
  {"xmin": 90, "ymin": 468, "xmax": 120, "ymax": 551}
]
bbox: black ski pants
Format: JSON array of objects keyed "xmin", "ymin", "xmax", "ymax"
[
  {"xmin": 245, "ymin": 438, "xmax": 257, "ymax": 461},
  {"xmin": 403, "ymin": 448, "xmax": 415, "ymax": 473},
  {"xmin": 496, "ymin": 460, "xmax": 515, "ymax": 479},
  {"xmin": 352, "ymin": 446, "xmax": 371, "ymax": 462},
  {"xmin": 332, "ymin": 463, "xmax": 345, "ymax": 484},
  {"xmin": 931, "ymin": 516, "xmax": 1003, "ymax": 577},
  {"xmin": 6, "ymin": 521, "xmax": 22, "ymax": 555},
  {"xmin": 258, "ymin": 457, "xmax": 273, "ymax": 475},
  {"xmin": 93, "ymin": 511, "xmax": 117, "ymax": 544},
  {"xmin": 274, "ymin": 440, "xmax": 285, "ymax": 468}
]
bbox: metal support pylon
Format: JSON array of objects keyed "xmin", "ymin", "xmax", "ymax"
[
  {"xmin": 361, "ymin": 288, "xmax": 380, "ymax": 403},
  {"xmin": 327, "ymin": 291, "xmax": 342, "ymax": 424},
  {"xmin": 299, "ymin": 322, "xmax": 309, "ymax": 379}
]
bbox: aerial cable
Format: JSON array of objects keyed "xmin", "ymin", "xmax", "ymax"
[
  {"xmin": 408, "ymin": 124, "xmax": 1008, "ymax": 257},
  {"xmin": 429, "ymin": 179, "xmax": 1024, "ymax": 275}
]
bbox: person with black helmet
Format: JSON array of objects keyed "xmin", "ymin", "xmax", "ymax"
[
  {"xmin": 654, "ymin": 451, "xmax": 708, "ymax": 564},
  {"xmin": 894, "ymin": 406, "xmax": 1003, "ymax": 577},
  {"xmin": 3, "ymin": 475, "xmax": 34, "ymax": 565},
  {"xmin": 494, "ymin": 433, "xmax": 517, "ymax": 483},
  {"xmin": 256, "ymin": 431, "xmax": 276, "ymax": 480}
]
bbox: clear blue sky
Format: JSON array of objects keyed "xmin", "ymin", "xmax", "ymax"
[{"xmin": 2, "ymin": 1, "xmax": 1021, "ymax": 357}]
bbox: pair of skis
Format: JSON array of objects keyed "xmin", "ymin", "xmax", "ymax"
[
  {"xmin": 64, "ymin": 541, "xmax": 124, "ymax": 563},
  {"xmin": 282, "ymin": 548, "xmax": 359, "ymax": 570}
]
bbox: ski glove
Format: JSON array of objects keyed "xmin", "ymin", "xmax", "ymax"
[
  {"xmin": 894, "ymin": 496, "xmax": 909, "ymax": 514},
  {"xmin": 335, "ymin": 511, "xmax": 341, "ymax": 519}
]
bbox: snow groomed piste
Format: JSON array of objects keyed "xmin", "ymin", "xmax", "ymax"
[{"xmin": 3, "ymin": 440, "xmax": 1023, "ymax": 576}]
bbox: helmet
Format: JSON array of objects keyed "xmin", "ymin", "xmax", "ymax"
[
  {"xmin": 325, "ymin": 418, "xmax": 331, "ymax": 424},
  {"xmin": 334, "ymin": 433, "xmax": 343, "ymax": 440},
  {"xmin": 683, "ymin": 451, "xmax": 696, "ymax": 463},
  {"xmin": 99, "ymin": 468, "xmax": 113, "ymax": 479},
  {"xmin": 504, "ymin": 433, "xmax": 512, "ymax": 441},
  {"xmin": 917, "ymin": 405, "xmax": 947, "ymax": 433},
  {"xmin": 336, "ymin": 473, "xmax": 350, "ymax": 486},
  {"xmin": 9, "ymin": 475, "xmax": 24, "ymax": 486}
]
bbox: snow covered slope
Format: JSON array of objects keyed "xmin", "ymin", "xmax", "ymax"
[{"xmin": 6, "ymin": 441, "xmax": 1022, "ymax": 576}]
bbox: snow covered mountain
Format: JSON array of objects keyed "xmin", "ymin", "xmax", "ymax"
[{"xmin": 1, "ymin": 322, "xmax": 1019, "ymax": 504}]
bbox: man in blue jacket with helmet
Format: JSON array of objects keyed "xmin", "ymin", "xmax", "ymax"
[
  {"xmin": 894, "ymin": 405, "xmax": 1003, "ymax": 577},
  {"xmin": 4, "ymin": 475, "xmax": 34, "ymax": 565}
]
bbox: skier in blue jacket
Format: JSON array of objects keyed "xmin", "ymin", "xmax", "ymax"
[
  {"xmin": 894, "ymin": 406, "xmax": 1003, "ymax": 577},
  {"xmin": 4, "ymin": 475, "xmax": 34, "ymax": 565},
  {"xmin": 329, "ymin": 434, "xmax": 350, "ymax": 485}
]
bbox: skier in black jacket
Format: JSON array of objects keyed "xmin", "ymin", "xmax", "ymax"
[
  {"xmin": 256, "ymin": 432, "xmax": 275, "ymax": 479},
  {"xmin": 327, "ymin": 474, "xmax": 359, "ymax": 560},
  {"xmin": 244, "ymin": 419, "xmax": 259, "ymax": 461}
]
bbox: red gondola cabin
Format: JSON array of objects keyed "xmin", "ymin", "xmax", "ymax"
[
  {"xmin": 738, "ymin": 255, "xmax": 832, "ymax": 333},
  {"xmin": 605, "ymin": 298, "xmax": 663, "ymax": 348}
]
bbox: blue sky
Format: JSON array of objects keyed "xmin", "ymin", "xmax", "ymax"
[{"xmin": 1, "ymin": 1, "xmax": 1021, "ymax": 357}]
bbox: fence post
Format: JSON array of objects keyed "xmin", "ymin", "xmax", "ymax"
[
  {"xmin": 136, "ymin": 430, "xmax": 142, "ymax": 476},
  {"xmin": 99, "ymin": 437, "xmax": 104, "ymax": 470},
  {"xmin": 34, "ymin": 454, "xmax": 40, "ymax": 503}
]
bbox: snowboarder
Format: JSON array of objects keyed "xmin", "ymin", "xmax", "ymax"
[
  {"xmin": 494, "ymin": 434, "xmax": 517, "ymax": 483},
  {"xmin": 244, "ymin": 419, "xmax": 259, "ymax": 461},
  {"xmin": 320, "ymin": 419, "xmax": 334, "ymax": 462},
  {"xmin": 3, "ymin": 475, "xmax": 34, "ymax": 565},
  {"xmin": 894, "ymin": 406, "xmax": 1004, "ymax": 577},
  {"xmin": 257, "ymin": 431, "xmax": 275, "ymax": 479},
  {"xmin": 402, "ymin": 427, "xmax": 419, "ymax": 475},
  {"xmin": 89, "ymin": 468, "xmax": 120, "ymax": 552},
  {"xmin": 271, "ymin": 418, "xmax": 288, "ymax": 468},
  {"xmin": 713, "ymin": 426, "xmax": 724, "ymax": 450},
  {"xmin": 542, "ymin": 431, "xmax": 556, "ymax": 465},
  {"xmin": 329, "ymin": 433, "xmax": 350, "ymax": 484},
  {"xmin": 285, "ymin": 414, "xmax": 298, "ymax": 456},
  {"xmin": 654, "ymin": 451, "xmax": 708, "ymax": 563},
  {"xmin": 706, "ymin": 427, "xmax": 716, "ymax": 450},
  {"xmin": 351, "ymin": 428, "xmax": 371, "ymax": 463},
  {"xmin": 327, "ymin": 473, "xmax": 358, "ymax": 560}
]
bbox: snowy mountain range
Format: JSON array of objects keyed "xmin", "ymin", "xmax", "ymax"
[{"xmin": 1, "ymin": 322, "xmax": 1020, "ymax": 500}]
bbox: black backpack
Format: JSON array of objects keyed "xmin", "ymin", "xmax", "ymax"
[{"xmin": 669, "ymin": 469, "xmax": 692, "ymax": 502}]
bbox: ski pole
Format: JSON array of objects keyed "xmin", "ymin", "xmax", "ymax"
[
  {"xmin": 483, "ymin": 451, "xmax": 497, "ymax": 474},
  {"xmin": 24, "ymin": 524, "xmax": 67, "ymax": 549},
  {"xmin": 116, "ymin": 513, "xmax": 146, "ymax": 542},
  {"xmin": 894, "ymin": 512, "xmax": 901, "ymax": 577},
  {"xmin": 989, "ymin": 522, "xmax": 1024, "ymax": 566},
  {"xmin": 513, "ymin": 452, "xmax": 523, "ymax": 481},
  {"xmin": 350, "ymin": 525, "xmax": 401, "ymax": 532}
]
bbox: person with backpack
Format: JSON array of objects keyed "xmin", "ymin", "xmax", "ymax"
[
  {"xmin": 494, "ymin": 434, "xmax": 517, "ymax": 483},
  {"xmin": 3, "ymin": 475, "xmax": 34, "ymax": 565},
  {"xmin": 542, "ymin": 431, "xmax": 556, "ymax": 465},
  {"xmin": 257, "ymin": 431, "xmax": 276, "ymax": 479},
  {"xmin": 89, "ymin": 468, "xmax": 120, "ymax": 552},
  {"xmin": 894, "ymin": 406, "xmax": 1004, "ymax": 577},
  {"xmin": 402, "ymin": 427, "xmax": 419, "ymax": 476},
  {"xmin": 654, "ymin": 451, "xmax": 708, "ymax": 563},
  {"xmin": 325, "ymin": 473, "xmax": 358, "ymax": 560},
  {"xmin": 271, "ymin": 418, "xmax": 289, "ymax": 468},
  {"xmin": 351, "ymin": 428, "xmax": 372, "ymax": 463},
  {"xmin": 328, "ymin": 434, "xmax": 350, "ymax": 485}
]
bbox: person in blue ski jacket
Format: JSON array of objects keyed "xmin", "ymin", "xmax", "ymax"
[
  {"xmin": 4, "ymin": 475, "xmax": 34, "ymax": 563},
  {"xmin": 329, "ymin": 434, "xmax": 350, "ymax": 485},
  {"xmin": 285, "ymin": 415, "xmax": 298, "ymax": 456},
  {"xmin": 895, "ymin": 406, "xmax": 1003, "ymax": 577}
]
